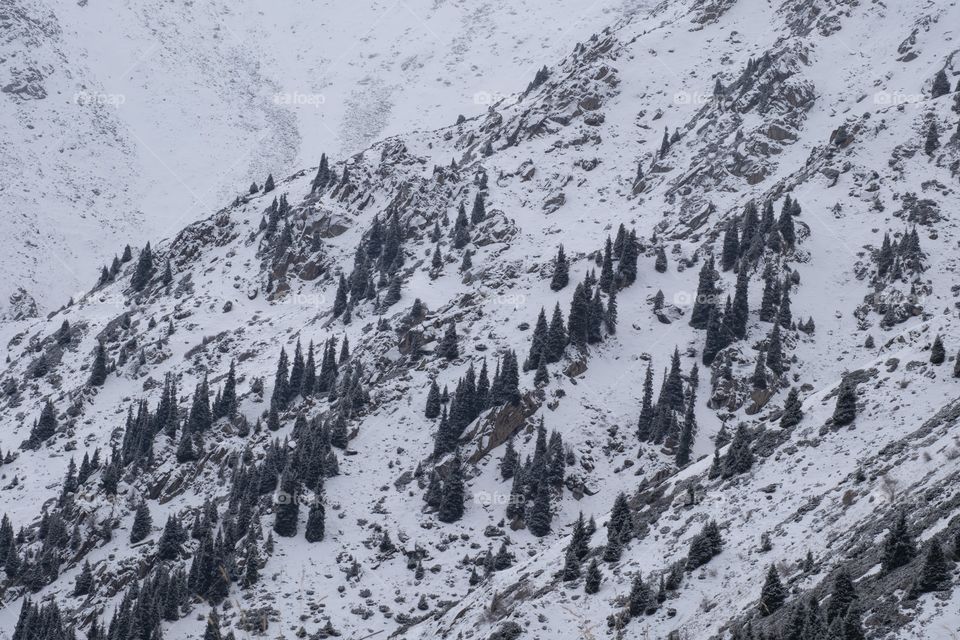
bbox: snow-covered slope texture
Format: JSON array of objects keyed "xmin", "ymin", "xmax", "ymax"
[
  {"xmin": 0, "ymin": 0, "xmax": 643, "ymax": 316},
  {"xmin": 1, "ymin": 0, "xmax": 960, "ymax": 639}
]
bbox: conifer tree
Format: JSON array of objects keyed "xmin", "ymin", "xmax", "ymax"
[
  {"xmin": 758, "ymin": 564, "xmax": 787, "ymax": 616},
  {"xmin": 425, "ymin": 379, "xmax": 441, "ymax": 419},
  {"xmin": 759, "ymin": 271, "xmax": 781, "ymax": 322},
  {"xmin": 551, "ymin": 245, "xmax": 570, "ymax": 291},
  {"xmin": 332, "ymin": 275, "xmax": 348, "ymax": 317},
  {"xmin": 779, "ymin": 387, "xmax": 803, "ymax": 429},
  {"xmin": 930, "ymin": 335, "xmax": 945, "ymax": 364},
  {"xmin": 637, "ymin": 365, "xmax": 655, "ymax": 441},
  {"xmin": 273, "ymin": 463, "xmax": 300, "ymax": 537},
  {"xmin": 526, "ymin": 481, "xmax": 553, "ymax": 536},
  {"xmin": 452, "ymin": 203, "xmax": 471, "ymax": 249},
  {"xmin": 89, "ymin": 342, "xmax": 107, "ymax": 387},
  {"xmin": 157, "ymin": 515, "xmax": 184, "ymax": 560},
  {"xmin": 130, "ymin": 502, "xmax": 152, "ymax": 543},
  {"xmin": 675, "ymin": 400, "xmax": 697, "ymax": 467},
  {"xmin": 436, "ymin": 322, "xmax": 459, "ymax": 360},
  {"xmin": 131, "ymin": 242, "xmax": 154, "ymax": 292},
  {"xmin": 545, "ymin": 303, "xmax": 567, "ymax": 363},
  {"xmin": 881, "ymin": 510, "xmax": 916, "ymax": 572},
  {"xmin": 438, "ymin": 452, "xmax": 465, "ymax": 523},
  {"xmin": 925, "ymin": 120, "xmax": 940, "ymax": 155},
  {"xmin": 722, "ymin": 219, "xmax": 740, "ymax": 271},
  {"xmin": 599, "ymin": 237, "xmax": 614, "ymax": 293},
  {"xmin": 832, "ymin": 378, "xmax": 857, "ymax": 426},
  {"xmin": 932, "ymin": 69, "xmax": 952, "ymax": 98},
  {"xmin": 263, "ymin": 174, "xmax": 275, "ymax": 192},
  {"xmin": 731, "ymin": 268, "xmax": 749, "ymax": 339},
  {"xmin": 203, "ymin": 609, "xmax": 222, "ymax": 640},
  {"xmin": 305, "ymin": 499, "xmax": 325, "ymax": 542},
  {"xmin": 500, "ymin": 437, "xmax": 519, "ymax": 480},
  {"xmin": 470, "ymin": 192, "xmax": 486, "ymax": 224},
  {"xmin": 584, "ymin": 558, "xmax": 602, "ymax": 594},
  {"xmin": 826, "ymin": 568, "xmax": 857, "ymax": 623},
  {"xmin": 765, "ymin": 323, "xmax": 784, "ymax": 376},
  {"xmin": 910, "ymin": 539, "xmax": 951, "ymax": 595},
  {"xmin": 628, "ymin": 573, "xmax": 652, "ymax": 616},
  {"xmin": 690, "ymin": 257, "xmax": 719, "ymax": 329},
  {"xmin": 654, "ymin": 246, "xmax": 667, "ymax": 273},
  {"xmin": 74, "ymin": 560, "xmax": 94, "ymax": 596},
  {"xmin": 722, "ymin": 425, "xmax": 754, "ymax": 478}
]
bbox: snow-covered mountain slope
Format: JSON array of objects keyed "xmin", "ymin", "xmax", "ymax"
[
  {"xmin": 1, "ymin": 0, "xmax": 960, "ymax": 639},
  {"xmin": 0, "ymin": 0, "xmax": 639, "ymax": 316}
]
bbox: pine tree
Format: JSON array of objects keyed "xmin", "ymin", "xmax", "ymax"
[
  {"xmin": 157, "ymin": 515, "xmax": 184, "ymax": 560},
  {"xmin": 73, "ymin": 560, "xmax": 94, "ymax": 596},
  {"xmin": 525, "ymin": 308, "xmax": 549, "ymax": 371},
  {"xmin": 604, "ymin": 287, "xmax": 618, "ymax": 334},
  {"xmin": 675, "ymin": 400, "xmax": 696, "ymax": 467},
  {"xmin": 910, "ymin": 539, "xmax": 951, "ymax": 595},
  {"xmin": 273, "ymin": 464, "xmax": 299, "ymax": 537},
  {"xmin": 561, "ymin": 547, "xmax": 581, "ymax": 581},
  {"xmin": 452, "ymin": 203, "xmax": 471, "ymax": 249},
  {"xmin": 758, "ymin": 564, "xmax": 787, "ymax": 616},
  {"xmin": 628, "ymin": 573, "xmax": 652, "ymax": 616},
  {"xmin": 765, "ymin": 323, "xmax": 784, "ymax": 376},
  {"xmin": 925, "ymin": 120, "xmax": 940, "ymax": 155},
  {"xmin": 722, "ymin": 219, "xmax": 740, "ymax": 271},
  {"xmin": 759, "ymin": 271, "xmax": 781, "ymax": 322},
  {"xmin": 551, "ymin": 245, "xmax": 570, "ymax": 291},
  {"xmin": 690, "ymin": 257, "xmax": 719, "ymax": 329},
  {"xmin": 881, "ymin": 510, "xmax": 916, "ymax": 572},
  {"xmin": 599, "ymin": 237, "xmax": 614, "ymax": 293},
  {"xmin": 436, "ymin": 322, "xmax": 459, "ymax": 360},
  {"xmin": 655, "ymin": 246, "xmax": 667, "ymax": 273},
  {"xmin": 131, "ymin": 242, "xmax": 154, "ymax": 292},
  {"xmin": 545, "ymin": 303, "xmax": 567, "ymax": 363},
  {"xmin": 130, "ymin": 502, "xmax": 152, "ymax": 543},
  {"xmin": 305, "ymin": 500, "xmax": 325, "ymax": 542},
  {"xmin": 826, "ymin": 568, "xmax": 857, "ymax": 623},
  {"xmin": 263, "ymin": 174, "xmax": 275, "ymax": 192},
  {"xmin": 777, "ymin": 285, "xmax": 792, "ymax": 329},
  {"xmin": 425, "ymin": 379, "xmax": 441, "ymax": 419},
  {"xmin": 470, "ymin": 192, "xmax": 486, "ymax": 224},
  {"xmin": 722, "ymin": 425, "xmax": 754, "ymax": 478},
  {"xmin": 832, "ymin": 378, "xmax": 857, "ymax": 426},
  {"xmin": 930, "ymin": 335, "xmax": 945, "ymax": 364},
  {"xmin": 438, "ymin": 452, "xmax": 465, "ymax": 523},
  {"xmin": 731, "ymin": 268, "xmax": 749, "ymax": 339},
  {"xmin": 332, "ymin": 274, "xmax": 348, "ymax": 317},
  {"xmin": 931, "ymin": 69, "xmax": 952, "ymax": 98},
  {"xmin": 500, "ymin": 437, "xmax": 519, "ymax": 480},
  {"xmin": 526, "ymin": 481, "xmax": 552, "ymax": 536},
  {"xmin": 89, "ymin": 342, "xmax": 108, "ymax": 387},
  {"xmin": 779, "ymin": 387, "xmax": 803, "ymax": 429},
  {"xmin": 203, "ymin": 609, "xmax": 222, "ymax": 640},
  {"xmin": 584, "ymin": 558, "xmax": 602, "ymax": 594}
]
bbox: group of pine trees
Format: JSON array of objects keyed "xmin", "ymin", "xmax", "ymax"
[
  {"xmin": 429, "ymin": 354, "xmax": 520, "ymax": 457},
  {"xmin": 875, "ymin": 228, "xmax": 925, "ymax": 281},
  {"xmin": 497, "ymin": 419, "xmax": 568, "ymax": 536},
  {"xmin": 636, "ymin": 349, "xmax": 701, "ymax": 467},
  {"xmin": 331, "ymin": 209, "xmax": 410, "ymax": 320}
]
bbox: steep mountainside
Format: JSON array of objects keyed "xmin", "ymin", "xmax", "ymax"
[
  {"xmin": 0, "ymin": 0, "xmax": 634, "ymax": 315},
  {"xmin": 1, "ymin": 0, "xmax": 960, "ymax": 639}
]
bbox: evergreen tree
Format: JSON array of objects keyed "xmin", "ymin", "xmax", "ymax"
[
  {"xmin": 930, "ymin": 335, "xmax": 945, "ymax": 364},
  {"xmin": 826, "ymin": 568, "xmax": 857, "ymax": 623},
  {"xmin": 131, "ymin": 242, "xmax": 154, "ymax": 292},
  {"xmin": 470, "ymin": 192, "xmax": 486, "ymax": 224},
  {"xmin": 722, "ymin": 425, "xmax": 754, "ymax": 478},
  {"xmin": 731, "ymin": 268, "xmax": 749, "ymax": 339},
  {"xmin": 500, "ymin": 437, "xmax": 519, "ymax": 480},
  {"xmin": 425, "ymin": 379, "xmax": 442, "ymax": 419},
  {"xmin": 759, "ymin": 271, "xmax": 781, "ymax": 322},
  {"xmin": 26, "ymin": 400, "xmax": 58, "ymax": 449},
  {"xmin": 765, "ymin": 323, "xmax": 784, "ymax": 376},
  {"xmin": 655, "ymin": 246, "xmax": 667, "ymax": 273},
  {"xmin": 686, "ymin": 520, "xmax": 723, "ymax": 570},
  {"xmin": 332, "ymin": 275, "xmax": 348, "ymax": 317},
  {"xmin": 551, "ymin": 245, "xmax": 570, "ymax": 291},
  {"xmin": 157, "ymin": 515, "xmax": 184, "ymax": 560},
  {"xmin": 675, "ymin": 400, "xmax": 697, "ymax": 467},
  {"xmin": 438, "ymin": 452, "xmax": 466, "ymax": 523},
  {"xmin": 925, "ymin": 119, "xmax": 940, "ymax": 155},
  {"xmin": 599, "ymin": 237, "xmax": 614, "ymax": 293},
  {"xmin": 73, "ymin": 560, "xmax": 94, "ymax": 596},
  {"xmin": 636, "ymin": 365, "xmax": 655, "ymax": 441},
  {"xmin": 263, "ymin": 174, "xmax": 275, "ymax": 192},
  {"xmin": 628, "ymin": 573, "xmax": 652, "ymax": 616},
  {"xmin": 931, "ymin": 70, "xmax": 951, "ymax": 98},
  {"xmin": 545, "ymin": 303, "xmax": 567, "ymax": 363},
  {"xmin": 89, "ymin": 342, "xmax": 108, "ymax": 387},
  {"xmin": 130, "ymin": 502, "xmax": 152, "ymax": 543},
  {"xmin": 436, "ymin": 322, "xmax": 459, "ymax": 360},
  {"xmin": 690, "ymin": 257, "xmax": 719, "ymax": 329},
  {"xmin": 203, "ymin": 609, "xmax": 222, "ymax": 640},
  {"xmin": 779, "ymin": 387, "xmax": 803, "ymax": 429},
  {"xmin": 881, "ymin": 510, "xmax": 916, "ymax": 572},
  {"xmin": 584, "ymin": 559, "xmax": 602, "ymax": 594},
  {"xmin": 722, "ymin": 219, "xmax": 740, "ymax": 271},
  {"xmin": 832, "ymin": 378, "xmax": 857, "ymax": 426},
  {"xmin": 910, "ymin": 539, "xmax": 951, "ymax": 595},
  {"xmin": 758, "ymin": 564, "xmax": 787, "ymax": 616},
  {"xmin": 777, "ymin": 285, "xmax": 792, "ymax": 329},
  {"xmin": 273, "ymin": 464, "xmax": 300, "ymax": 537},
  {"xmin": 305, "ymin": 499, "xmax": 326, "ymax": 542},
  {"xmin": 452, "ymin": 203, "xmax": 471, "ymax": 249},
  {"xmin": 527, "ymin": 481, "xmax": 553, "ymax": 536}
]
